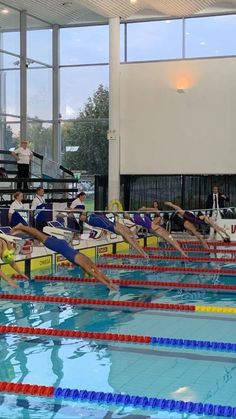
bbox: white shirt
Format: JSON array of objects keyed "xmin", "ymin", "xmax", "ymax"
[
  {"xmin": 31, "ymin": 195, "xmax": 46, "ymax": 211},
  {"xmin": 70, "ymin": 198, "xmax": 85, "ymax": 210},
  {"xmin": 14, "ymin": 147, "xmax": 32, "ymax": 165},
  {"xmin": 9, "ymin": 200, "xmax": 24, "ymax": 215}
]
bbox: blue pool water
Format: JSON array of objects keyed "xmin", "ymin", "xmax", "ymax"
[{"xmin": 0, "ymin": 250, "xmax": 236, "ymax": 418}]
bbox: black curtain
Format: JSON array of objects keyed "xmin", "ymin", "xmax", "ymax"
[
  {"xmin": 120, "ymin": 174, "xmax": 236, "ymax": 210},
  {"xmin": 121, "ymin": 175, "xmax": 182, "ymax": 210}
]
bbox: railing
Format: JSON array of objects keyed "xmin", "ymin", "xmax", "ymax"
[
  {"xmin": 0, "ymin": 150, "xmax": 74, "ymax": 179},
  {"xmin": 0, "ymin": 178, "xmax": 79, "ymax": 204}
]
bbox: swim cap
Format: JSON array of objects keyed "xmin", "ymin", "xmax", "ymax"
[{"xmin": 2, "ymin": 249, "xmax": 15, "ymax": 264}]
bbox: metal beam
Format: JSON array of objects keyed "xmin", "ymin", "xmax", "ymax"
[
  {"xmin": 20, "ymin": 10, "xmax": 27, "ymax": 140},
  {"xmin": 52, "ymin": 24, "xmax": 60, "ymax": 163}
]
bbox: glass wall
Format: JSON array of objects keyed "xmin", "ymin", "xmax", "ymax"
[
  {"xmin": 126, "ymin": 19, "xmax": 183, "ymax": 61},
  {"xmin": 0, "ymin": 2, "xmax": 235, "ymax": 180},
  {"xmin": 0, "ymin": 5, "xmax": 20, "ymax": 152},
  {"xmin": 26, "ymin": 15, "xmax": 53, "ymax": 159},
  {"xmin": 60, "ymin": 26, "xmax": 109, "ymax": 193}
]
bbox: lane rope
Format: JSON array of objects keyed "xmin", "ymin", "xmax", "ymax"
[
  {"xmin": 101, "ymin": 253, "xmax": 236, "ymax": 263},
  {"xmin": 14, "ymin": 274, "xmax": 236, "ymax": 292},
  {"xmin": 0, "ymin": 380, "xmax": 235, "ymax": 417},
  {"xmin": 0, "ymin": 324, "xmax": 235, "ymax": 354},
  {"xmin": 96, "ymin": 263, "xmax": 236, "ymax": 276},
  {"xmin": 145, "ymin": 246, "xmax": 236, "ymax": 254},
  {"xmin": 0, "ymin": 293, "xmax": 195, "ymax": 312},
  {"xmin": 1, "ymin": 293, "xmax": 236, "ymax": 314}
]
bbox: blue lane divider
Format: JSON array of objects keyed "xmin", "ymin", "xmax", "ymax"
[
  {"xmin": 151, "ymin": 337, "xmax": 236, "ymax": 352},
  {"xmin": 54, "ymin": 387, "xmax": 236, "ymax": 417}
]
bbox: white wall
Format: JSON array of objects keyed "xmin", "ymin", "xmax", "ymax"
[{"xmin": 120, "ymin": 58, "xmax": 236, "ymax": 174}]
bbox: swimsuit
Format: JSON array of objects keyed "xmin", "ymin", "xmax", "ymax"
[
  {"xmin": 130, "ymin": 214, "xmax": 152, "ymax": 230},
  {"xmin": 86, "ymin": 213, "xmax": 116, "ymax": 234},
  {"xmin": 44, "ymin": 237, "xmax": 77, "ymax": 264}
]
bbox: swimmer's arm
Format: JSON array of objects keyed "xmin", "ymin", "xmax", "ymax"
[
  {"xmin": 0, "ymin": 268, "xmax": 18, "ymax": 287},
  {"xmin": 9, "ymin": 261, "xmax": 28, "ymax": 279},
  {"xmin": 164, "ymin": 202, "xmax": 181, "ymax": 211}
]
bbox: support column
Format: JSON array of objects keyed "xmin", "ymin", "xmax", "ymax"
[
  {"xmin": 52, "ymin": 24, "xmax": 60, "ymax": 164},
  {"xmin": 108, "ymin": 17, "xmax": 120, "ymax": 203},
  {"xmin": 20, "ymin": 11, "xmax": 27, "ymax": 140}
]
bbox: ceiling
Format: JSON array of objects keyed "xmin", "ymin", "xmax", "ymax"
[{"xmin": 0, "ymin": 0, "xmax": 236, "ymax": 26}]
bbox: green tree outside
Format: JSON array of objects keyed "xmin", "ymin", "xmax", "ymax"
[{"xmin": 62, "ymin": 84, "xmax": 109, "ymax": 175}]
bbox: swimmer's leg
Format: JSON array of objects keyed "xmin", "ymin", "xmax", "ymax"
[
  {"xmin": 184, "ymin": 221, "xmax": 209, "ymax": 250},
  {"xmin": 12, "ymin": 224, "xmax": 48, "ymax": 243},
  {"xmin": 150, "ymin": 225, "xmax": 188, "ymax": 258},
  {"xmin": 74, "ymin": 253, "xmax": 117, "ymax": 291}
]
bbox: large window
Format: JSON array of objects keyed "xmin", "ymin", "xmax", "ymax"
[
  {"xmin": 185, "ymin": 14, "xmax": 236, "ymax": 58},
  {"xmin": 60, "ymin": 25, "xmax": 109, "ymax": 189},
  {"xmin": 0, "ymin": 4, "xmax": 20, "ymax": 154},
  {"xmin": 126, "ymin": 19, "xmax": 183, "ymax": 62},
  {"xmin": 27, "ymin": 68, "xmax": 52, "ymax": 120},
  {"xmin": 60, "ymin": 65, "xmax": 108, "ymax": 119},
  {"xmin": 60, "ymin": 25, "xmax": 109, "ymax": 65},
  {"xmin": 0, "ymin": 6, "xmax": 20, "ymax": 54},
  {"xmin": 27, "ymin": 16, "xmax": 52, "ymax": 65},
  {"xmin": 27, "ymin": 120, "xmax": 53, "ymax": 159}
]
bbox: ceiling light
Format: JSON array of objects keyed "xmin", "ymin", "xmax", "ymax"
[
  {"xmin": 130, "ymin": 0, "xmax": 137, "ymax": 3},
  {"xmin": 1, "ymin": 9, "xmax": 9, "ymax": 14},
  {"xmin": 200, "ymin": 41, "xmax": 206, "ymax": 45}
]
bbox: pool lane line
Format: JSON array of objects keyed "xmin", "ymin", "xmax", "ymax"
[
  {"xmin": 1, "ymin": 293, "xmax": 236, "ymax": 315},
  {"xmin": 13, "ymin": 274, "xmax": 236, "ymax": 293},
  {"xmin": 0, "ymin": 293, "xmax": 195, "ymax": 311},
  {"xmin": 96, "ymin": 263, "xmax": 236, "ymax": 276},
  {"xmin": 0, "ymin": 380, "xmax": 235, "ymax": 417},
  {"xmin": 144, "ymin": 246, "xmax": 236, "ymax": 254},
  {"xmin": 0, "ymin": 324, "xmax": 236, "ymax": 354},
  {"xmin": 101, "ymin": 253, "xmax": 236, "ymax": 263},
  {"xmin": 173, "ymin": 240, "xmax": 236, "ymax": 246}
]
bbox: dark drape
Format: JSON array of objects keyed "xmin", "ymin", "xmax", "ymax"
[{"xmin": 120, "ymin": 174, "xmax": 236, "ymax": 210}]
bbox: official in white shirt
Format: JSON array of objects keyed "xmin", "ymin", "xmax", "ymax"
[
  {"xmin": 8, "ymin": 191, "xmax": 28, "ymax": 227},
  {"xmin": 11, "ymin": 140, "xmax": 33, "ymax": 190},
  {"xmin": 31, "ymin": 187, "xmax": 47, "ymax": 231},
  {"xmin": 68, "ymin": 191, "xmax": 86, "ymax": 234}
]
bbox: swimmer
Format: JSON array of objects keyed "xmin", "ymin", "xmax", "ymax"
[
  {"xmin": 0, "ymin": 237, "xmax": 28, "ymax": 287},
  {"xmin": 125, "ymin": 212, "xmax": 188, "ymax": 258},
  {"xmin": 79, "ymin": 212, "xmax": 149, "ymax": 259},
  {"xmin": 139, "ymin": 201, "xmax": 162, "ymax": 225},
  {"xmin": 12, "ymin": 224, "xmax": 117, "ymax": 291},
  {"xmin": 165, "ymin": 202, "xmax": 213, "ymax": 250}
]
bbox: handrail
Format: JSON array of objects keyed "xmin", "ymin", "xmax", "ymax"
[
  {"xmin": 59, "ymin": 165, "xmax": 74, "ymax": 177},
  {"xmin": 0, "ymin": 178, "xmax": 78, "ymax": 183},
  {"xmin": 0, "ymin": 150, "xmax": 44, "ymax": 160}
]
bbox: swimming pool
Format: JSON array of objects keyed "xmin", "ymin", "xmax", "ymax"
[{"xmin": 0, "ymin": 246, "xmax": 236, "ymax": 418}]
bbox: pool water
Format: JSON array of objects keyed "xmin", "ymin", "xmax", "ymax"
[{"xmin": 0, "ymin": 248, "xmax": 236, "ymax": 418}]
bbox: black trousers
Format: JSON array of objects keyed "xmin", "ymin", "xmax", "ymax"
[{"xmin": 17, "ymin": 164, "xmax": 29, "ymax": 190}]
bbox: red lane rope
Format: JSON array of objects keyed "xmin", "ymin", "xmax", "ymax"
[
  {"xmin": 101, "ymin": 253, "xmax": 236, "ymax": 263},
  {"xmin": 144, "ymin": 246, "xmax": 236, "ymax": 254},
  {"xmin": 0, "ymin": 324, "xmax": 151, "ymax": 344},
  {"xmin": 176, "ymin": 240, "xmax": 236, "ymax": 247},
  {"xmin": 0, "ymin": 381, "xmax": 54, "ymax": 397},
  {"xmin": 96, "ymin": 263, "xmax": 236, "ymax": 275},
  {"xmin": 0, "ymin": 293, "xmax": 195, "ymax": 311},
  {"xmin": 25, "ymin": 274, "xmax": 236, "ymax": 292}
]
